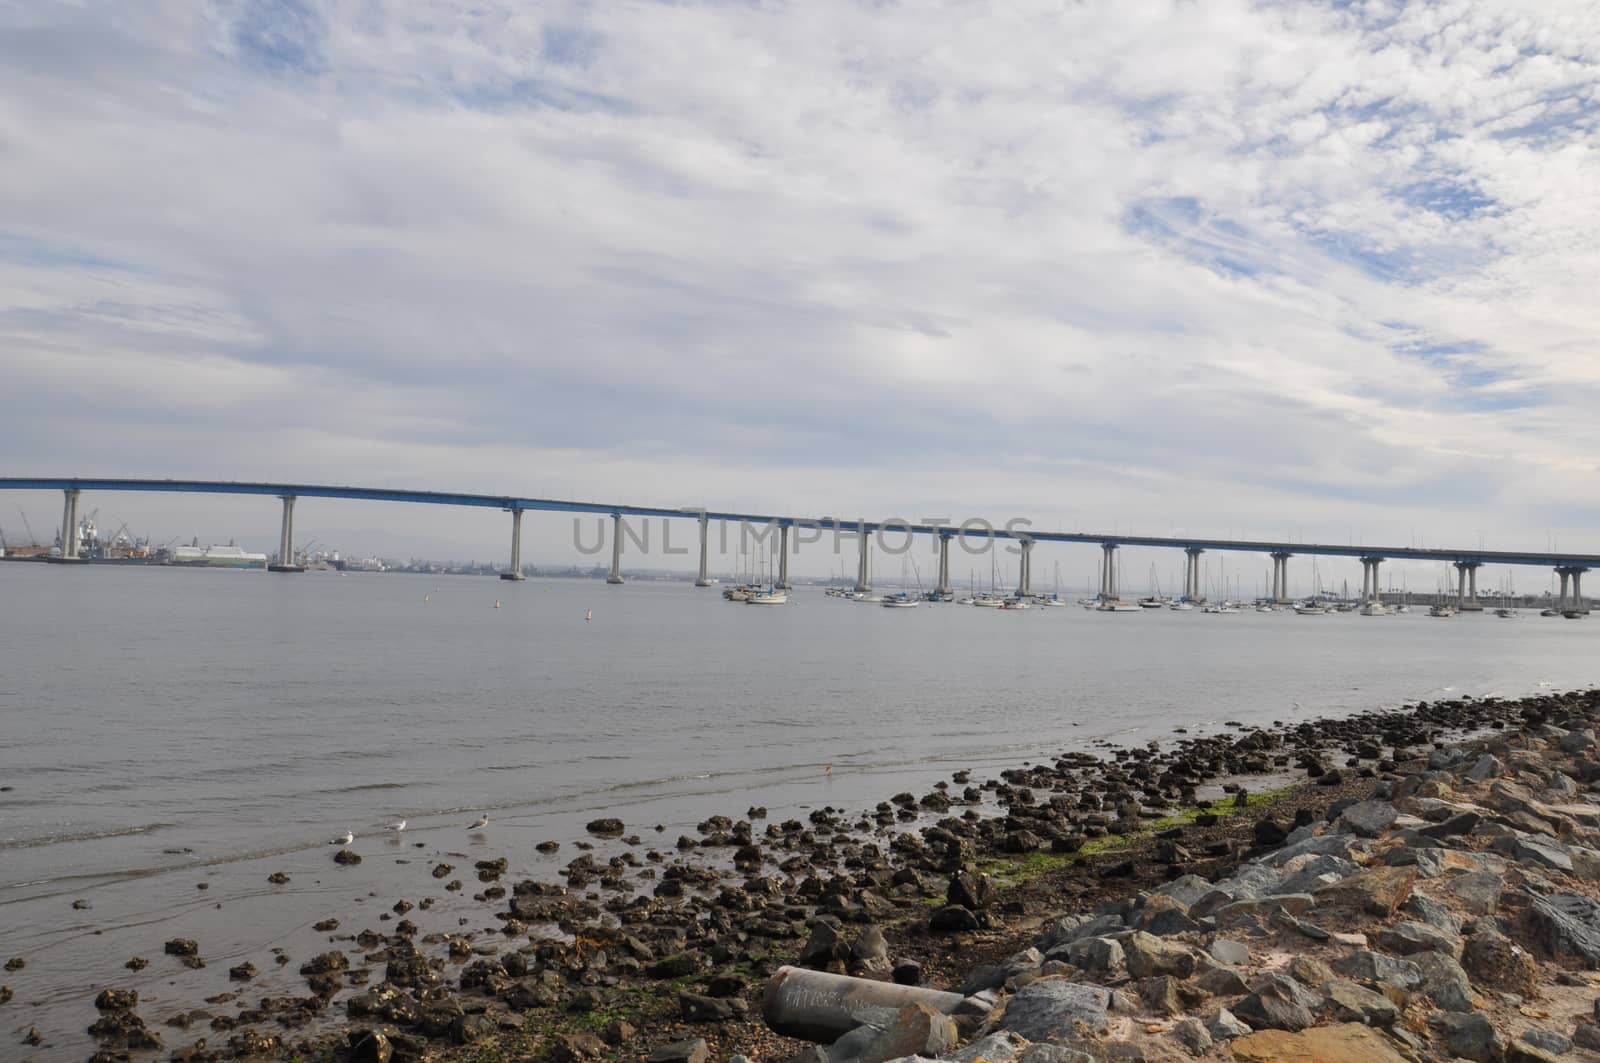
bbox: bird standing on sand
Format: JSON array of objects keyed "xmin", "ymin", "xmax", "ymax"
[
  {"xmin": 330, "ymin": 830, "xmax": 353, "ymax": 845},
  {"xmin": 467, "ymin": 815, "xmax": 489, "ymax": 830},
  {"xmin": 387, "ymin": 819, "xmax": 406, "ymax": 833}
]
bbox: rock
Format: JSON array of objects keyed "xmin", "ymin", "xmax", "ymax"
[
  {"xmin": 798, "ymin": 921, "xmax": 845, "ymax": 968},
  {"xmin": 1450, "ymin": 871, "xmax": 1505, "ymax": 915},
  {"xmin": 0, "ymin": 985, "xmax": 11, "ymax": 1005},
  {"xmin": 1527, "ymin": 892, "xmax": 1600, "ymax": 967},
  {"xmin": 1210, "ymin": 938, "xmax": 1249, "ymax": 965},
  {"xmin": 1336, "ymin": 800, "xmax": 1399, "ymax": 838},
  {"xmin": 1122, "ymin": 932, "xmax": 1194, "ymax": 979},
  {"xmin": 1435, "ymin": 1011, "xmax": 1500, "ymax": 1062},
  {"xmin": 555, "ymin": 1031, "xmax": 609, "ymax": 1061},
  {"xmin": 1401, "ymin": 892, "xmax": 1461, "ymax": 932},
  {"xmin": 1573, "ymin": 1023, "xmax": 1600, "ymax": 1052},
  {"xmin": 1519, "ymin": 1029, "xmax": 1571, "ymax": 1056},
  {"xmin": 930, "ymin": 905, "xmax": 981, "ymax": 932},
  {"xmin": 1412, "ymin": 951, "xmax": 1474, "ymax": 1012},
  {"xmin": 94, "ymin": 988, "xmax": 138, "ymax": 1011},
  {"xmin": 586, "ymin": 817, "xmax": 625, "ymax": 835},
  {"xmin": 948, "ymin": 1033, "xmax": 1028, "ymax": 1063},
  {"xmin": 855, "ymin": 1002, "xmax": 959, "ymax": 1063},
  {"xmin": 163, "ymin": 939, "xmax": 198, "ymax": 957},
  {"xmin": 1331, "ymin": 951, "xmax": 1423, "ymax": 991},
  {"xmin": 1421, "ymin": 811, "xmax": 1483, "ymax": 839},
  {"xmin": 1506, "ymin": 1038, "xmax": 1563, "ymax": 1063},
  {"xmin": 999, "ymin": 979, "xmax": 1111, "ymax": 1039},
  {"xmin": 1135, "ymin": 975, "xmax": 1184, "ymax": 1016},
  {"xmin": 1174, "ymin": 1016, "xmax": 1212, "ymax": 1054},
  {"xmin": 347, "ymin": 1028, "xmax": 393, "ymax": 1063},
  {"xmin": 1254, "ymin": 819, "xmax": 1288, "ymax": 847},
  {"xmin": 1060, "ymin": 936, "xmax": 1125, "ymax": 977},
  {"xmin": 1229, "ymin": 1023, "xmax": 1411, "ymax": 1063},
  {"xmin": 298, "ymin": 950, "xmax": 348, "ymax": 976},
  {"xmin": 1322, "ymin": 979, "xmax": 1397, "ymax": 1027},
  {"xmin": 1462, "ymin": 925, "xmax": 1540, "ymax": 995},
  {"xmin": 1495, "ymin": 834, "xmax": 1575, "ymax": 873},
  {"xmin": 948, "ymin": 870, "xmax": 992, "ymax": 910},
  {"xmin": 1207, "ymin": 1007, "xmax": 1252, "ymax": 1040},
  {"xmin": 334, "ymin": 849, "xmax": 362, "ymax": 865},
  {"xmin": 647, "ymin": 1040, "xmax": 708, "ymax": 1063},
  {"xmin": 1197, "ymin": 966, "xmax": 1249, "ymax": 996},
  {"xmin": 229, "ymin": 962, "xmax": 257, "ymax": 982},
  {"xmin": 1233, "ymin": 984, "xmax": 1314, "ymax": 1033},
  {"xmin": 1313, "ymin": 865, "xmax": 1414, "ymax": 917},
  {"xmin": 1468, "ymin": 754, "xmax": 1504, "ymax": 781},
  {"xmin": 678, "ymin": 992, "xmax": 734, "ymax": 1022},
  {"xmin": 648, "ymin": 952, "xmax": 701, "ymax": 979},
  {"xmin": 1377, "ymin": 920, "xmax": 1462, "ymax": 958}
]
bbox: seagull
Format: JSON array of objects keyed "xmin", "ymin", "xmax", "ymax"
[
  {"xmin": 387, "ymin": 819, "xmax": 406, "ymax": 833},
  {"xmin": 330, "ymin": 830, "xmax": 353, "ymax": 846},
  {"xmin": 467, "ymin": 815, "xmax": 489, "ymax": 830}
]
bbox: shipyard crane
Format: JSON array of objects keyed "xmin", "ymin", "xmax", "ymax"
[{"xmin": 16, "ymin": 505, "xmax": 39, "ymax": 547}]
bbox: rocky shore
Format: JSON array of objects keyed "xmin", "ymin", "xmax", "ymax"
[{"xmin": 13, "ymin": 689, "xmax": 1600, "ymax": 1062}]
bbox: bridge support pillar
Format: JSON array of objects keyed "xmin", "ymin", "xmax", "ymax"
[
  {"xmin": 933, "ymin": 534, "xmax": 952, "ymax": 597},
  {"xmin": 606, "ymin": 513, "xmax": 625, "ymax": 584},
  {"xmin": 1557, "ymin": 567, "xmax": 1588, "ymax": 615},
  {"xmin": 268, "ymin": 496, "xmax": 304, "ymax": 572},
  {"xmin": 694, "ymin": 514, "xmax": 711, "ymax": 587},
  {"xmin": 1016, "ymin": 539, "xmax": 1033, "ymax": 598},
  {"xmin": 1575, "ymin": 570, "xmax": 1588, "ymax": 615},
  {"xmin": 1269, "ymin": 551, "xmax": 1291, "ymax": 604},
  {"xmin": 1100, "ymin": 543, "xmax": 1118, "ymax": 600},
  {"xmin": 1455, "ymin": 561, "xmax": 1482, "ymax": 611},
  {"xmin": 854, "ymin": 526, "xmax": 871, "ymax": 592},
  {"xmin": 1357, "ymin": 556, "xmax": 1383, "ymax": 605},
  {"xmin": 1182, "ymin": 547, "xmax": 1203, "ymax": 602},
  {"xmin": 500, "ymin": 509, "xmax": 526, "ymax": 581},
  {"xmin": 777, "ymin": 525, "xmax": 791, "ymax": 589},
  {"xmin": 50, "ymin": 488, "xmax": 86, "ymax": 563},
  {"xmin": 1558, "ymin": 569, "xmax": 1572, "ymax": 612}
]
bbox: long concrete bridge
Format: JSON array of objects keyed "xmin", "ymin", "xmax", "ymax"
[{"xmin": 2, "ymin": 477, "xmax": 1595, "ymax": 612}]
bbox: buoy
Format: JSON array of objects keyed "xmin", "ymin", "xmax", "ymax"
[
  {"xmin": 494, "ymin": 599, "xmax": 501, "ymax": 609},
  {"xmin": 424, "ymin": 594, "xmax": 430, "ymax": 603},
  {"xmin": 585, "ymin": 609, "xmax": 592, "ymax": 623}
]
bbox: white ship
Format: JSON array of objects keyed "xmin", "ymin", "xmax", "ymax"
[{"xmin": 170, "ymin": 542, "xmax": 267, "ymax": 569}]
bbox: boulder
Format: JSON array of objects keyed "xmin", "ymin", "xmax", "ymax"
[
  {"xmin": 647, "ymin": 1039, "xmax": 708, "ymax": 1063},
  {"xmin": 1233, "ymin": 985, "xmax": 1313, "ymax": 1032},
  {"xmin": 1322, "ymin": 979, "xmax": 1397, "ymax": 1027},
  {"xmin": 1336, "ymin": 800, "xmax": 1399, "ymax": 838},
  {"xmin": 1206, "ymin": 1007, "xmax": 1252, "ymax": 1041},
  {"xmin": 1435, "ymin": 1011, "xmax": 1501, "ymax": 1062},
  {"xmin": 1331, "ymin": 951, "xmax": 1423, "ymax": 990},
  {"xmin": 1412, "ymin": 951, "xmax": 1474, "ymax": 1012},
  {"xmin": 1462, "ymin": 925, "xmax": 1540, "ymax": 995},
  {"xmin": 1449, "ymin": 871, "xmax": 1504, "ymax": 915},
  {"xmin": 1377, "ymin": 921, "xmax": 1462, "ymax": 958},
  {"xmin": 1228, "ymin": 1023, "xmax": 1411, "ymax": 1063},
  {"xmin": 1527, "ymin": 892, "xmax": 1600, "ymax": 968},
  {"xmin": 998, "ymin": 979, "xmax": 1110, "ymax": 1039},
  {"xmin": 1313, "ymin": 865, "xmax": 1414, "ymax": 917},
  {"xmin": 1122, "ymin": 932, "xmax": 1194, "ymax": 979},
  {"xmin": 853, "ymin": 1002, "xmax": 959, "ymax": 1063}
]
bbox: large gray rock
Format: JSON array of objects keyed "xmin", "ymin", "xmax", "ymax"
[
  {"xmin": 1153, "ymin": 874, "xmax": 1214, "ymax": 909},
  {"xmin": 998, "ymin": 980, "xmax": 1110, "ymax": 1040},
  {"xmin": 1323, "ymin": 979, "xmax": 1398, "ymax": 1027},
  {"xmin": 1232, "ymin": 981, "xmax": 1313, "ymax": 1032},
  {"xmin": 1467, "ymin": 754, "xmax": 1504, "ymax": 782},
  {"xmin": 853, "ymin": 1002, "xmax": 959, "ymax": 1063},
  {"xmin": 1401, "ymin": 893, "xmax": 1461, "ymax": 933},
  {"xmin": 1056, "ymin": 936, "xmax": 1124, "ymax": 977},
  {"xmin": 1412, "ymin": 951, "xmax": 1474, "ymax": 1012},
  {"xmin": 1205, "ymin": 1007, "xmax": 1251, "ymax": 1041},
  {"xmin": 1332, "ymin": 950, "xmax": 1424, "ymax": 990},
  {"xmin": 1337, "ymin": 800, "xmax": 1399, "ymax": 838},
  {"xmin": 1449, "ymin": 871, "xmax": 1504, "ymax": 915},
  {"xmin": 1495, "ymin": 834, "xmax": 1575, "ymax": 873},
  {"xmin": 1436, "ymin": 1012, "xmax": 1500, "ymax": 1062},
  {"xmin": 1378, "ymin": 920, "xmax": 1463, "ymax": 958},
  {"xmin": 1528, "ymin": 892, "xmax": 1600, "ymax": 968},
  {"xmin": 948, "ymin": 1032, "xmax": 1028, "ymax": 1063},
  {"xmin": 1122, "ymin": 933, "xmax": 1194, "ymax": 979},
  {"xmin": 1037, "ymin": 913, "xmax": 1123, "ymax": 952},
  {"xmin": 1209, "ymin": 938, "xmax": 1249, "ymax": 966}
]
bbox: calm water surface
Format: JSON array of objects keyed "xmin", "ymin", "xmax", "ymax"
[{"xmin": 1, "ymin": 563, "xmax": 1596, "ymax": 1058}]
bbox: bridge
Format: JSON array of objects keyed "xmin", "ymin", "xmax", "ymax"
[{"xmin": 1, "ymin": 477, "xmax": 1594, "ymax": 612}]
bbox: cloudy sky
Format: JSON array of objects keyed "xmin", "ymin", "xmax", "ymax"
[{"xmin": 1, "ymin": 0, "xmax": 1597, "ymax": 582}]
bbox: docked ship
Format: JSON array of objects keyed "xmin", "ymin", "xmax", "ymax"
[{"xmin": 170, "ymin": 540, "xmax": 268, "ymax": 569}]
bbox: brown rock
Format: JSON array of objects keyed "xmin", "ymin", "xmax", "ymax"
[
  {"xmin": 1230, "ymin": 1023, "xmax": 1412, "ymax": 1063},
  {"xmin": 1314, "ymin": 866, "xmax": 1415, "ymax": 917}
]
